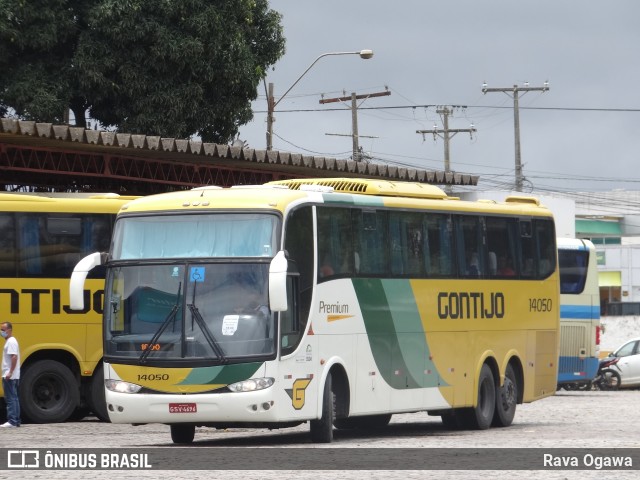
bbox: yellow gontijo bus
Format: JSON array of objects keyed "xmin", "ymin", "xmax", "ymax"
[
  {"xmin": 0, "ymin": 192, "xmax": 137, "ymax": 423},
  {"xmin": 70, "ymin": 178, "xmax": 559, "ymax": 443}
]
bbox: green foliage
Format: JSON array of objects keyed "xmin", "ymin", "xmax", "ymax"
[{"xmin": 0, "ymin": 0, "xmax": 284, "ymax": 143}]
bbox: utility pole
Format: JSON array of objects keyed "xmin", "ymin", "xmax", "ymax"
[
  {"xmin": 320, "ymin": 89, "xmax": 390, "ymax": 161},
  {"xmin": 481, "ymin": 82, "xmax": 549, "ymax": 192},
  {"xmin": 266, "ymin": 82, "xmax": 275, "ymax": 150},
  {"xmin": 417, "ymin": 107, "xmax": 476, "ymax": 191}
]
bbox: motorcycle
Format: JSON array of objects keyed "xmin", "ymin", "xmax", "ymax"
[{"xmin": 590, "ymin": 355, "xmax": 622, "ymax": 391}]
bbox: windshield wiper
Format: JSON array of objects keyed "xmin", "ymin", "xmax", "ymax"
[
  {"xmin": 187, "ymin": 303, "xmax": 228, "ymax": 363},
  {"xmin": 139, "ymin": 283, "xmax": 181, "ymax": 364}
]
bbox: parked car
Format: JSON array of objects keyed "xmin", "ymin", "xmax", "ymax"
[{"xmin": 606, "ymin": 337, "xmax": 640, "ymax": 388}]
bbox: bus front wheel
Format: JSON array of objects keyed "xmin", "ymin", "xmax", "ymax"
[
  {"xmin": 459, "ymin": 364, "xmax": 495, "ymax": 430},
  {"xmin": 310, "ymin": 373, "xmax": 334, "ymax": 443},
  {"xmin": 20, "ymin": 360, "xmax": 80, "ymax": 423},
  {"xmin": 88, "ymin": 364, "xmax": 110, "ymax": 422},
  {"xmin": 170, "ymin": 424, "xmax": 196, "ymax": 444}
]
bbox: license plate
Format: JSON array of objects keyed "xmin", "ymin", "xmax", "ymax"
[{"xmin": 169, "ymin": 403, "xmax": 197, "ymax": 413}]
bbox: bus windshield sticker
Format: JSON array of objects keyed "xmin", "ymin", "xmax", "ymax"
[
  {"xmin": 222, "ymin": 315, "xmax": 239, "ymax": 336},
  {"xmin": 190, "ymin": 267, "xmax": 205, "ymax": 283}
]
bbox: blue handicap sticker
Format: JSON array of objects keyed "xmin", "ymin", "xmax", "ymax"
[{"xmin": 190, "ymin": 267, "xmax": 205, "ymax": 283}]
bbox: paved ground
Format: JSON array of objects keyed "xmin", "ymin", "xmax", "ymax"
[{"xmin": 1, "ymin": 389, "xmax": 639, "ymax": 479}]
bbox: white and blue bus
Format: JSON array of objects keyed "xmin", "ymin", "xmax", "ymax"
[{"xmin": 557, "ymin": 238, "xmax": 601, "ymax": 389}]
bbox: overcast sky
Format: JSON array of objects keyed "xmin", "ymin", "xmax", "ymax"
[{"xmin": 239, "ymin": 0, "xmax": 640, "ymax": 193}]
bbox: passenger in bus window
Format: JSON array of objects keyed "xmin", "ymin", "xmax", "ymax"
[
  {"xmin": 498, "ymin": 256, "xmax": 516, "ymax": 276},
  {"xmin": 467, "ymin": 252, "xmax": 480, "ymax": 276},
  {"xmin": 320, "ymin": 253, "xmax": 335, "ymax": 277}
]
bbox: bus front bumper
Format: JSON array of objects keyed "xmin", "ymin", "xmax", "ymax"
[{"xmin": 105, "ymin": 388, "xmax": 280, "ymax": 424}]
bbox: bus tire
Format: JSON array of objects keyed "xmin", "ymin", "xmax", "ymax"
[
  {"xmin": 89, "ymin": 364, "xmax": 110, "ymax": 422},
  {"xmin": 310, "ymin": 373, "xmax": 334, "ymax": 443},
  {"xmin": 492, "ymin": 364, "xmax": 517, "ymax": 427},
  {"xmin": 20, "ymin": 360, "xmax": 80, "ymax": 423},
  {"xmin": 170, "ymin": 424, "xmax": 195, "ymax": 444},
  {"xmin": 459, "ymin": 364, "xmax": 495, "ymax": 430}
]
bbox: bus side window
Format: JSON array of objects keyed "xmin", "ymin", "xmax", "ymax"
[
  {"xmin": 485, "ymin": 216, "xmax": 519, "ymax": 278},
  {"xmin": 426, "ymin": 214, "xmax": 453, "ymax": 277},
  {"xmin": 283, "ymin": 206, "xmax": 313, "ymax": 341},
  {"xmin": 280, "ymin": 275, "xmax": 300, "ymax": 356},
  {"xmin": 519, "ymin": 220, "xmax": 535, "ymax": 278},
  {"xmin": 455, "ymin": 215, "xmax": 484, "ymax": 278},
  {"xmin": 354, "ymin": 209, "xmax": 389, "ymax": 276},
  {"xmin": 0, "ymin": 214, "xmax": 16, "ymax": 276},
  {"xmin": 536, "ymin": 219, "xmax": 557, "ymax": 278},
  {"xmin": 316, "ymin": 207, "xmax": 353, "ymax": 279}
]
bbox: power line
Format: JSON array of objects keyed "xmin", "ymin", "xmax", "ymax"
[{"xmin": 253, "ymin": 104, "xmax": 640, "ymax": 114}]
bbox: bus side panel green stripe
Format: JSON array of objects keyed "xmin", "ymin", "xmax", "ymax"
[
  {"xmin": 352, "ymin": 278, "xmax": 421, "ymax": 389},
  {"xmin": 381, "ymin": 280, "xmax": 442, "ymax": 388},
  {"xmin": 180, "ymin": 362, "xmax": 263, "ymax": 386}
]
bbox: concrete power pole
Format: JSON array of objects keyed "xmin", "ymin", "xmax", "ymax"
[
  {"xmin": 320, "ymin": 89, "xmax": 390, "ymax": 161},
  {"xmin": 481, "ymin": 82, "xmax": 549, "ymax": 192},
  {"xmin": 266, "ymin": 82, "xmax": 275, "ymax": 151},
  {"xmin": 417, "ymin": 107, "xmax": 476, "ymax": 192}
]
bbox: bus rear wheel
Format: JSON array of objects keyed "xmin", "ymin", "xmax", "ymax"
[
  {"xmin": 492, "ymin": 364, "xmax": 517, "ymax": 427},
  {"xmin": 170, "ymin": 424, "xmax": 196, "ymax": 444},
  {"xmin": 459, "ymin": 364, "xmax": 495, "ymax": 430},
  {"xmin": 20, "ymin": 360, "xmax": 80, "ymax": 423}
]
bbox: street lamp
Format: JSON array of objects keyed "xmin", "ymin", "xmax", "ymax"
[{"xmin": 266, "ymin": 49, "xmax": 374, "ymax": 150}]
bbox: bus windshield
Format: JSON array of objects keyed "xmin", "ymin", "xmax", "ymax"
[
  {"xmin": 112, "ymin": 213, "xmax": 278, "ymax": 260},
  {"xmin": 104, "ymin": 262, "xmax": 275, "ymax": 364},
  {"xmin": 559, "ymin": 248, "xmax": 589, "ymax": 294}
]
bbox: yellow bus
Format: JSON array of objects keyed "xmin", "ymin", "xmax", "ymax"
[
  {"xmin": 70, "ymin": 178, "xmax": 559, "ymax": 443},
  {"xmin": 0, "ymin": 192, "xmax": 137, "ymax": 423}
]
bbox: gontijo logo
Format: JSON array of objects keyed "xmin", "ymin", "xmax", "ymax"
[{"xmin": 286, "ymin": 378, "xmax": 312, "ymax": 410}]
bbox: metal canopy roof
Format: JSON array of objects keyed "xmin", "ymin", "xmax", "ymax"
[{"xmin": 1, "ymin": 118, "xmax": 479, "ymax": 194}]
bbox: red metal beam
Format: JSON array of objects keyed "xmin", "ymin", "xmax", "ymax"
[{"xmin": 0, "ymin": 143, "xmax": 294, "ymax": 193}]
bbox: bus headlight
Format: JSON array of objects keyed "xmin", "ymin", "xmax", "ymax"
[
  {"xmin": 227, "ymin": 377, "xmax": 274, "ymax": 392},
  {"xmin": 105, "ymin": 379, "xmax": 142, "ymax": 394}
]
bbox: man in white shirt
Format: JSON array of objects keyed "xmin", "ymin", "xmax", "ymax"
[{"xmin": 1, "ymin": 321, "xmax": 20, "ymax": 428}]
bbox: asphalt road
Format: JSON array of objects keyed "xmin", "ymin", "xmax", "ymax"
[{"xmin": 1, "ymin": 389, "xmax": 639, "ymax": 479}]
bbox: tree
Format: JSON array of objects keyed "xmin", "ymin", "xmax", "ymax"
[{"xmin": 0, "ymin": 0, "xmax": 285, "ymax": 143}]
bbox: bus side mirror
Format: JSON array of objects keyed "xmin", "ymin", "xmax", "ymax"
[
  {"xmin": 269, "ymin": 250, "xmax": 288, "ymax": 312},
  {"xmin": 69, "ymin": 252, "xmax": 105, "ymax": 310}
]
